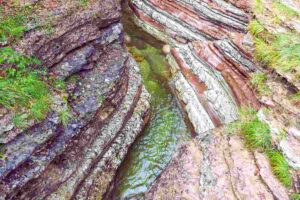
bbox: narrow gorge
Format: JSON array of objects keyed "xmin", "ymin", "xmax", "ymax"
[{"xmin": 0, "ymin": 0, "xmax": 299, "ymax": 199}]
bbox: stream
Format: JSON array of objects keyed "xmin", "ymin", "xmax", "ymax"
[{"xmin": 110, "ymin": 5, "xmax": 192, "ymax": 199}]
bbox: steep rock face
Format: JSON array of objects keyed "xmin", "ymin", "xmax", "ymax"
[
  {"xmin": 0, "ymin": 0, "xmax": 150, "ymax": 199},
  {"xmin": 129, "ymin": 0, "xmax": 261, "ymax": 134}
]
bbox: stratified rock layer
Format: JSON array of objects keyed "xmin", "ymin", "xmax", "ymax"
[
  {"xmin": 124, "ymin": 0, "xmax": 298, "ymax": 199},
  {"xmin": 145, "ymin": 129, "xmax": 289, "ymax": 200},
  {"xmin": 0, "ymin": 1, "xmax": 150, "ymax": 199},
  {"xmin": 129, "ymin": 0, "xmax": 261, "ymax": 134}
]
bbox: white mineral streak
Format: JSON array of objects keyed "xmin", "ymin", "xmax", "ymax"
[
  {"xmin": 172, "ymin": 72, "xmax": 215, "ymax": 133},
  {"xmin": 179, "ymin": 45, "xmax": 238, "ymax": 123}
]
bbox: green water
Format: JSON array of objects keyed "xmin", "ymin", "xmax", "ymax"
[{"xmin": 110, "ymin": 8, "xmax": 191, "ymax": 199}]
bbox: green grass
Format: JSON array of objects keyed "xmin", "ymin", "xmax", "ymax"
[
  {"xmin": 228, "ymin": 107, "xmax": 292, "ymax": 187},
  {"xmin": 58, "ymin": 108, "xmax": 71, "ymax": 127},
  {"xmin": 228, "ymin": 107, "xmax": 272, "ymax": 150},
  {"xmin": 0, "ymin": 47, "xmax": 41, "ymax": 71},
  {"xmin": 0, "ymin": 47, "xmax": 51, "ymax": 125},
  {"xmin": 267, "ymin": 150, "xmax": 292, "ymax": 187},
  {"xmin": 240, "ymin": 118, "xmax": 272, "ymax": 150},
  {"xmin": 272, "ymin": 1, "xmax": 299, "ymax": 18},
  {"xmin": 248, "ymin": 20, "xmax": 265, "ymax": 37},
  {"xmin": 0, "ymin": 14, "xmax": 26, "ymax": 43},
  {"xmin": 0, "ymin": 71, "xmax": 51, "ymax": 119},
  {"xmin": 250, "ymin": 72, "xmax": 271, "ymax": 95},
  {"xmin": 291, "ymin": 193, "xmax": 300, "ymax": 200},
  {"xmin": 12, "ymin": 114, "xmax": 28, "ymax": 128}
]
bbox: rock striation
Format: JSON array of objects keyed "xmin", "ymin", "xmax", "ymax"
[
  {"xmin": 125, "ymin": 0, "xmax": 299, "ymax": 199},
  {"xmin": 129, "ymin": 0, "xmax": 260, "ymax": 133},
  {"xmin": 0, "ymin": 0, "xmax": 150, "ymax": 199}
]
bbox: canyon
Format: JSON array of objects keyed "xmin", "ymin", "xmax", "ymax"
[{"xmin": 0, "ymin": 0, "xmax": 300, "ymax": 199}]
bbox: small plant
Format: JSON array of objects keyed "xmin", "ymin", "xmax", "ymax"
[
  {"xmin": 248, "ymin": 20, "xmax": 265, "ymax": 36},
  {"xmin": 267, "ymin": 150, "xmax": 292, "ymax": 187},
  {"xmin": 241, "ymin": 118, "xmax": 272, "ymax": 150},
  {"xmin": 250, "ymin": 72, "xmax": 271, "ymax": 95},
  {"xmin": 0, "ymin": 47, "xmax": 51, "ymax": 123},
  {"xmin": 227, "ymin": 107, "xmax": 292, "ymax": 187},
  {"xmin": 58, "ymin": 108, "xmax": 71, "ymax": 127}
]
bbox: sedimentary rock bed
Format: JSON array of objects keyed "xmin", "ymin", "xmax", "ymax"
[
  {"xmin": 129, "ymin": 0, "xmax": 260, "ymax": 133},
  {"xmin": 125, "ymin": 0, "xmax": 299, "ymax": 199},
  {"xmin": 0, "ymin": 1, "xmax": 150, "ymax": 199}
]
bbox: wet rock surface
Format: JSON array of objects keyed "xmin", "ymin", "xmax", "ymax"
[{"xmin": 0, "ymin": 0, "xmax": 150, "ymax": 199}]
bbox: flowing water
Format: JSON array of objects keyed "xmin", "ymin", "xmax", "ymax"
[{"xmin": 110, "ymin": 5, "xmax": 192, "ymax": 199}]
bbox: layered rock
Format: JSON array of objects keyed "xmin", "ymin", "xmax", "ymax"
[
  {"xmin": 124, "ymin": 0, "xmax": 300, "ymax": 199},
  {"xmin": 0, "ymin": 0, "xmax": 150, "ymax": 199},
  {"xmin": 129, "ymin": 0, "xmax": 260, "ymax": 133},
  {"xmin": 145, "ymin": 129, "xmax": 290, "ymax": 200}
]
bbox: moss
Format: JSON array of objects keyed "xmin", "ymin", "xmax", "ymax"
[
  {"xmin": 267, "ymin": 150, "xmax": 292, "ymax": 187},
  {"xmin": 128, "ymin": 45, "xmax": 169, "ymax": 104}
]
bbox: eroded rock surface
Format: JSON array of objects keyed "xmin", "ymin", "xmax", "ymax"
[
  {"xmin": 0, "ymin": 0, "xmax": 150, "ymax": 199},
  {"xmin": 129, "ymin": 0, "xmax": 261, "ymax": 134},
  {"xmin": 145, "ymin": 129, "xmax": 290, "ymax": 200},
  {"xmin": 123, "ymin": 0, "xmax": 300, "ymax": 199}
]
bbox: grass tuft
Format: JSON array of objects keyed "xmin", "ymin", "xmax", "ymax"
[
  {"xmin": 248, "ymin": 20, "xmax": 265, "ymax": 36},
  {"xmin": 227, "ymin": 107, "xmax": 292, "ymax": 187},
  {"xmin": 267, "ymin": 150, "xmax": 292, "ymax": 187},
  {"xmin": 250, "ymin": 72, "xmax": 271, "ymax": 95},
  {"xmin": 228, "ymin": 107, "xmax": 272, "ymax": 150},
  {"xmin": 58, "ymin": 108, "xmax": 71, "ymax": 127}
]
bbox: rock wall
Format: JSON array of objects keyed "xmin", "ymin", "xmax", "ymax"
[
  {"xmin": 129, "ymin": 0, "xmax": 261, "ymax": 134},
  {"xmin": 0, "ymin": 0, "xmax": 150, "ymax": 199}
]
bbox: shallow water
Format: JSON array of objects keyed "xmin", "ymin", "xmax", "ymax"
[{"xmin": 110, "ymin": 6, "xmax": 191, "ymax": 199}]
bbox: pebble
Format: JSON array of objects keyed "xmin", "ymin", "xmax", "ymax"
[{"xmin": 162, "ymin": 44, "xmax": 171, "ymax": 54}]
